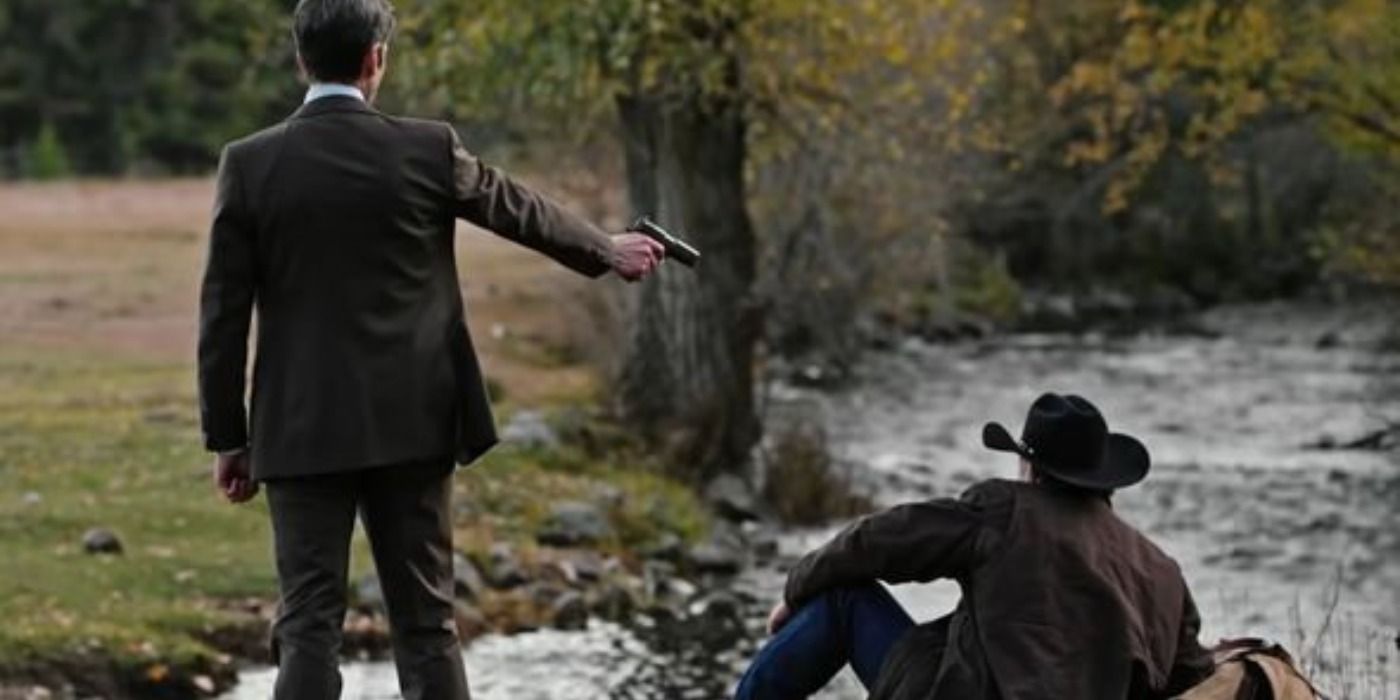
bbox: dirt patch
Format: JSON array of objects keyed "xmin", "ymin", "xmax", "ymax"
[{"xmin": 0, "ymin": 178, "xmax": 626, "ymax": 405}]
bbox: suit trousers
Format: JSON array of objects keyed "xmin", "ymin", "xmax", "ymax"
[{"xmin": 264, "ymin": 457, "xmax": 470, "ymax": 700}]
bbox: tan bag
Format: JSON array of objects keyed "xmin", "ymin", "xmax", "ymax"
[{"xmin": 1174, "ymin": 638, "xmax": 1324, "ymax": 700}]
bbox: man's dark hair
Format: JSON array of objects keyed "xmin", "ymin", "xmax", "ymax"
[
  {"xmin": 294, "ymin": 0, "xmax": 397, "ymax": 83},
  {"xmin": 1030, "ymin": 464, "xmax": 1113, "ymax": 501}
]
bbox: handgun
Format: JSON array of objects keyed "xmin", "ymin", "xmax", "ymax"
[{"xmin": 628, "ymin": 216, "xmax": 702, "ymax": 268}]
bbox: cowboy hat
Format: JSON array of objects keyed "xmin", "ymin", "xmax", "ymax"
[{"xmin": 983, "ymin": 393, "xmax": 1150, "ymax": 491}]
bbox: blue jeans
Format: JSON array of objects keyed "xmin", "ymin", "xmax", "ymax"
[{"xmin": 734, "ymin": 584, "xmax": 915, "ymax": 700}]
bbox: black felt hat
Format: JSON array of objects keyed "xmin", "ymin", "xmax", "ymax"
[{"xmin": 982, "ymin": 393, "xmax": 1150, "ymax": 491}]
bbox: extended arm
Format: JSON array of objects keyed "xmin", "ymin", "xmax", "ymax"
[
  {"xmin": 783, "ymin": 495, "xmax": 987, "ymax": 608},
  {"xmin": 449, "ymin": 126, "xmax": 623, "ymax": 277}
]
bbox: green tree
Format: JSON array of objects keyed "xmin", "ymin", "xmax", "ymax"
[
  {"xmin": 1038, "ymin": 0, "xmax": 1400, "ymax": 288},
  {"xmin": 397, "ymin": 0, "xmax": 982, "ymax": 478},
  {"xmin": 0, "ymin": 0, "xmax": 298, "ymax": 176},
  {"xmin": 28, "ymin": 121, "xmax": 71, "ymax": 180}
]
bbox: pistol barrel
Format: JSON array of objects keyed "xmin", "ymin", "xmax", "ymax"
[{"xmin": 628, "ymin": 217, "xmax": 701, "ymax": 268}]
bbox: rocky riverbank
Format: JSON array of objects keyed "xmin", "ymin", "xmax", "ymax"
[{"xmin": 0, "ymin": 405, "xmax": 793, "ymax": 700}]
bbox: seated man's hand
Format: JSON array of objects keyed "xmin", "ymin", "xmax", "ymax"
[
  {"xmin": 767, "ymin": 599, "xmax": 792, "ymax": 635},
  {"xmin": 214, "ymin": 451, "xmax": 259, "ymax": 504},
  {"xmin": 609, "ymin": 233, "xmax": 665, "ymax": 282}
]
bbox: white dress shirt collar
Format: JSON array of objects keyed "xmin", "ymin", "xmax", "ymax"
[{"xmin": 304, "ymin": 83, "xmax": 366, "ymax": 104}]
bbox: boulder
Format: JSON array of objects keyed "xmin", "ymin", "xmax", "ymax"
[
  {"xmin": 689, "ymin": 590, "xmax": 747, "ymax": 628},
  {"xmin": 550, "ymin": 592, "xmax": 590, "ymax": 631},
  {"xmin": 501, "ymin": 410, "xmax": 560, "ymax": 449},
  {"xmin": 452, "ymin": 552, "xmax": 488, "ymax": 600},
  {"xmin": 686, "ymin": 541, "xmax": 744, "ymax": 576},
  {"xmin": 642, "ymin": 532, "xmax": 685, "ymax": 562},
  {"xmin": 590, "ymin": 483, "xmax": 626, "ymax": 509},
  {"xmin": 537, "ymin": 501, "xmax": 613, "ymax": 547},
  {"xmin": 555, "ymin": 550, "xmax": 605, "ymax": 584},
  {"xmin": 525, "ymin": 582, "xmax": 568, "ymax": 607},
  {"xmin": 485, "ymin": 544, "xmax": 529, "ymax": 590},
  {"xmin": 353, "ymin": 574, "xmax": 384, "ymax": 611},
  {"xmin": 453, "ymin": 601, "xmax": 490, "ymax": 642},
  {"xmin": 589, "ymin": 582, "xmax": 637, "ymax": 622},
  {"xmin": 704, "ymin": 474, "xmax": 761, "ymax": 523},
  {"xmin": 81, "ymin": 527, "xmax": 123, "ymax": 555}
]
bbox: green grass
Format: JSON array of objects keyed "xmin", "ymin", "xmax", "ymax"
[
  {"xmin": 0, "ymin": 347, "xmax": 272, "ymax": 672},
  {"xmin": 0, "ymin": 344, "xmax": 708, "ymax": 680}
]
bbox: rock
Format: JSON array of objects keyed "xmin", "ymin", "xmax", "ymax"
[
  {"xmin": 81, "ymin": 527, "xmax": 123, "ymax": 555},
  {"xmin": 452, "ymin": 552, "xmax": 487, "ymax": 600},
  {"xmin": 689, "ymin": 590, "xmax": 746, "ymax": 627},
  {"xmin": 551, "ymin": 592, "xmax": 590, "ymax": 630},
  {"xmin": 191, "ymin": 675, "xmax": 216, "ymax": 694},
  {"xmin": 742, "ymin": 524, "xmax": 780, "ymax": 560},
  {"xmin": 501, "ymin": 410, "xmax": 560, "ymax": 449},
  {"xmin": 353, "ymin": 574, "xmax": 384, "ymax": 611},
  {"xmin": 660, "ymin": 576, "xmax": 699, "ymax": 601},
  {"xmin": 561, "ymin": 551, "xmax": 605, "ymax": 583},
  {"xmin": 1082, "ymin": 288, "xmax": 1135, "ymax": 318},
  {"xmin": 686, "ymin": 541, "xmax": 744, "ymax": 576},
  {"xmin": 537, "ymin": 501, "xmax": 613, "ymax": 547},
  {"xmin": 642, "ymin": 532, "xmax": 685, "ymax": 562},
  {"xmin": 590, "ymin": 583, "xmax": 637, "ymax": 622},
  {"xmin": 1142, "ymin": 285, "xmax": 1196, "ymax": 316},
  {"xmin": 453, "ymin": 601, "xmax": 490, "ymax": 641},
  {"xmin": 525, "ymin": 582, "xmax": 568, "ymax": 607},
  {"xmin": 642, "ymin": 561, "xmax": 698, "ymax": 602},
  {"xmin": 590, "ymin": 483, "xmax": 626, "ymax": 509},
  {"xmin": 704, "ymin": 474, "xmax": 761, "ymax": 522},
  {"xmin": 1020, "ymin": 293, "xmax": 1078, "ymax": 331},
  {"xmin": 486, "ymin": 544, "xmax": 529, "ymax": 589}
]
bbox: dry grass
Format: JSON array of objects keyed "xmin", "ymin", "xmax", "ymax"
[
  {"xmin": 1286, "ymin": 570, "xmax": 1399, "ymax": 700},
  {"xmin": 0, "ymin": 177, "xmax": 628, "ymax": 407}
]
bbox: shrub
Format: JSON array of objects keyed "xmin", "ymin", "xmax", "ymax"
[
  {"xmin": 28, "ymin": 122, "xmax": 72, "ymax": 180},
  {"xmin": 761, "ymin": 423, "xmax": 873, "ymax": 526}
]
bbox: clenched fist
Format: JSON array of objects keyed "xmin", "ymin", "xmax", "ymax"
[
  {"xmin": 609, "ymin": 233, "xmax": 666, "ymax": 282},
  {"xmin": 214, "ymin": 450, "xmax": 259, "ymax": 504}
]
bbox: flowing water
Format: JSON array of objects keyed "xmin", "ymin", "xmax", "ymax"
[{"xmin": 225, "ymin": 302, "xmax": 1399, "ymax": 699}]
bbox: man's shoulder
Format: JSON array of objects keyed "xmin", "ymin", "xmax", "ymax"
[
  {"xmin": 959, "ymin": 477, "xmax": 1023, "ymax": 505},
  {"xmin": 224, "ymin": 122, "xmax": 291, "ymax": 160},
  {"xmin": 374, "ymin": 112, "xmax": 454, "ymax": 146}
]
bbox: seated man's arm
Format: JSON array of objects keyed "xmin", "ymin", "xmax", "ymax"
[
  {"xmin": 1163, "ymin": 588, "xmax": 1214, "ymax": 696},
  {"xmin": 783, "ymin": 487, "xmax": 994, "ymax": 609},
  {"xmin": 448, "ymin": 126, "xmax": 616, "ymax": 277}
]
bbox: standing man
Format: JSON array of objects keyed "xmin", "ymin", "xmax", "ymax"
[{"xmin": 197, "ymin": 1, "xmax": 664, "ymax": 698}]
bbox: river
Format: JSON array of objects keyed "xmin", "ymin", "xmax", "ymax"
[{"xmin": 224, "ymin": 302, "xmax": 1399, "ymax": 699}]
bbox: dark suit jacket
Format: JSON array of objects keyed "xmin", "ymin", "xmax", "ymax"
[
  {"xmin": 785, "ymin": 479, "xmax": 1215, "ymax": 700},
  {"xmin": 198, "ymin": 95, "xmax": 614, "ymax": 479}
]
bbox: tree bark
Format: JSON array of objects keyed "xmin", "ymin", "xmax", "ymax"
[{"xmin": 614, "ymin": 92, "xmax": 762, "ymax": 481}]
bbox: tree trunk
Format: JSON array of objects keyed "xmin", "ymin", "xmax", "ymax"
[{"xmin": 614, "ymin": 92, "xmax": 762, "ymax": 481}]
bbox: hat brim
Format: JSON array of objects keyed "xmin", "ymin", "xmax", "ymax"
[{"xmin": 982, "ymin": 422, "xmax": 1150, "ymax": 491}]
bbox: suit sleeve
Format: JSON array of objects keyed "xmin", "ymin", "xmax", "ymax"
[
  {"xmin": 198, "ymin": 146, "xmax": 257, "ymax": 453},
  {"xmin": 448, "ymin": 126, "xmax": 614, "ymax": 278},
  {"xmin": 783, "ymin": 485, "xmax": 999, "ymax": 608}
]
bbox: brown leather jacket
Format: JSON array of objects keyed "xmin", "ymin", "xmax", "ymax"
[{"xmin": 784, "ymin": 479, "xmax": 1214, "ymax": 699}]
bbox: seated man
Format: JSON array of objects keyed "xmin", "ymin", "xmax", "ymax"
[{"xmin": 735, "ymin": 393, "xmax": 1215, "ymax": 700}]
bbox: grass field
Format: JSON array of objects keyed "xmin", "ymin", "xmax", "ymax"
[{"xmin": 0, "ymin": 179, "xmax": 701, "ymax": 690}]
